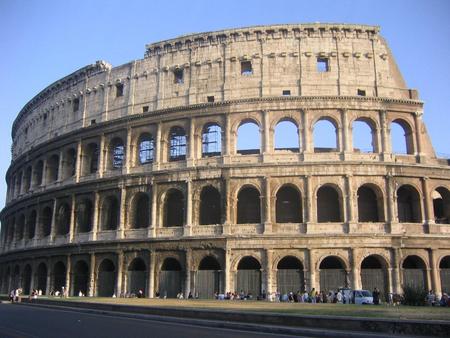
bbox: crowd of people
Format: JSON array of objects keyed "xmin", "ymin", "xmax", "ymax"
[{"xmin": 426, "ymin": 289, "xmax": 450, "ymax": 307}]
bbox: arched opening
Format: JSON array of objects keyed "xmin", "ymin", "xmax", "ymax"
[
  {"xmin": 199, "ymin": 186, "xmax": 221, "ymax": 225},
  {"xmin": 319, "ymin": 256, "xmax": 347, "ymax": 292},
  {"xmin": 131, "ymin": 193, "xmax": 150, "ymax": 229},
  {"xmin": 360, "ymin": 255, "xmax": 388, "ymax": 302},
  {"xmin": 313, "ymin": 119, "xmax": 338, "ymax": 152},
  {"xmin": 110, "ymin": 138, "xmax": 125, "ymax": 169},
  {"xmin": 197, "ymin": 256, "xmax": 222, "ymax": 299},
  {"xmin": 128, "ymin": 258, "xmax": 147, "ymax": 296},
  {"xmin": 27, "ymin": 210, "xmax": 37, "ymax": 239},
  {"xmin": 97, "ymin": 259, "xmax": 116, "ymax": 297},
  {"xmin": 22, "ymin": 265, "xmax": 32, "ymax": 295},
  {"xmin": 169, "ymin": 126, "xmax": 187, "ymax": 161},
  {"xmin": 83, "ymin": 143, "xmax": 99, "ymax": 175},
  {"xmin": 72, "ymin": 260, "xmax": 89, "ymax": 296},
  {"xmin": 56, "ymin": 203, "xmax": 71, "ymax": 236},
  {"xmin": 274, "ymin": 120, "xmax": 299, "ymax": 152},
  {"xmin": 164, "ymin": 189, "xmax": 184, "ymax": 227},
  {"xmin": 12, "ymin": 266, "xmax": 20, "ymax": 289},
  {"xmin": 41, "ymin": 206, "xmax": 52, "ymax": 237},
  {"xmin": 46, "ymin": 154, "xmax": 60, "ymax": 183},
  {"xmin": 397, "ymin": 185, "xmax": 422, "ymax": 223},
  {"xmin": 236, "ymin": 256, "xmax": 261, "ymax": 297},
  {"xmin": 391, "ymin": 119, "xmax": 414, "ymax": 155},
  {"xmin": 202, "ymin": 124, "xmax": 222, "ymax": 157},
  {"xmin": 33, "ymin": 160, "xmax": 44, "ymax": 187},
  {"xmin": 275, "ymin": 185, "xmax": 302, "ymax": 223},
  {"xmin": 16, "ymin": 214, "xmax": 25, "ymax": 240},
  {"xmin": 276, "ymin": 256, "xmax": 305, "ymax": 295},
  {"xmin": 138, "ymin": 133, "xmax": 154, "ymax": 165},
  {"xmin": 357, "ymin": 185, "xmax": 383, "ymax": 222},
  {"xmin": 53, "ymin": 261, "xmax": 66, "ymax": 293},
  {"xmin": 352, "ymin": 119, "xmax": 375, "ymax": 153},
  {"xmin": 433, "ymin": 187, "xmax": 450, "ymax": 224},
  {"xmin": 15, "ymin": 174, "xmax": 22, "ymax": 196},
  {"xmin": 36, "ymin": 263, "xmax": 47, "ymax": 294},
  {"xmin": 237, "ymin": 120, "xmax": 260, "ymax": 155},
  {"xmin": 402, "ymin": 255, "xmax": 427, "ymax": 290},
  {"xmin": 237, "ymin": 187, "xmax": 261, "ymax": 224},
  {"xmin": 24, "ymin": 166, "xmax": 32, "ymax": 192},
  {"xmin": 317, "ymin": 186, "xmax": 342, "ymax": 222},
  {"xmin": 76, "ymin": 199, "xmax": 93, "ymax": 233},
  {"xmin": 101, "ymin": 196, "xmax": 119, "ymax": 231},
  {"xmin": 439, "ymin": 256, "xmax": 450, "ymax": 294},
  {"xmin": 159, "ymin": 258, "xmax": 182, "ymax": 298},
  {"xmin": 62, "ymin": 148, "xmax": 77, "ymax": 179}
]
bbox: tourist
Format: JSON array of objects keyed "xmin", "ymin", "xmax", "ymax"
[
  {"xmin": 426, "ymin": 290, "xmax": 436, "ymax": 306},
  {"xmin": 336, "ymin": 290, "xmax": 343, "ymax": 303},
  {"xmin": 373, "ymin": 288, "xmax": 380, "ymax": 305}
]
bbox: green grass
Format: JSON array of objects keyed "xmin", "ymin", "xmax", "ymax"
[{"xmin": 37, "ymin": 297, "xmax": 450, "ymax": 321}]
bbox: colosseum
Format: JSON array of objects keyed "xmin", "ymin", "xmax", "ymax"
[{"xmin": 0, "ymin": 23, "xmax": 449, "ymax": 301}]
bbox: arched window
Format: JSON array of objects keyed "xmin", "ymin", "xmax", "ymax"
[
  {"xmin": 110, "ymin": 138, "xmax": 125, "ymax": 169},
  {"xmin": 313, "ymin": 119, "xmax": 338, "ymax": 152},
  {"xmin": 197, "ymin": 256, "xmax": 222, "ymax": 299},
  {"xmin": 391, "ymin": 119, "xmax": 414, "ymax": 155},
  {"xmin": 202, "ymin": 124, "xmax": 222, "ymax": 157},
  {"xmin": 277, "ymin": 256, "xmax": 305, "ymax": 294},
  {"xmin": 237, "ymin": 121, "xmax": 260, "ymax": 155},
  {"xmin": 16, "ymin": 214, "xmax": 25, "ymax": 240},
  {"xmin": 274, "ymin": 120, "xmax": 299, "ymax": 152},
  {"xmin": 76, "ymin": 199, "xmax": 93, "ymax": 233},
  {"xmin": 132, "ymin": 193, "xmax": 150, "ymax": 229},
  {"xmin": 101, "ymin": 196, "xmax": 119, "ymax": 231},
  {"xmin": 56, "ymin": 203, "xmax": 71, "ymax": 235},
  {"xmin": 41, "ymin": 206, "xmax": 52, "ymax": 237},
  {"xmin": 402, "ymin": 255, "xmax": 427, "ymax": 290},
  {"xmin": 164, "ymin": 189, "xmax": 184, "ymax": 227},
  {"xmin": 22, "ymin": 265, "xmax": 32, "ymax": 295},
  {"xmin": 15, "ymin": 173, "xmax": 22, "ymax": 195},
  {"xmin": 199, "ymin": 186, "xmax": 221, "ymax": 225},
  {"xmin": 440, "ymin": 256, "xmax": 450, "ymax": 294},
  {"xmin": 24, "ymin": 166, "xmax": 32, "ymax": 192},
  {"xmin": 36, "ymin": 263, "xmax": 48, "ymax": 294},
  {"xmin": 159, "ymin": 258, "xmax": 182, "ymax": 298},
  {"xmin": 138, "ymin": 134, "xmax": 154, "ymax": 164},
  {"xmin": 319, "ymin": 256, "xmax": 347, "ymax": 292},
  {"xmin": 237, "ymin": 187, "xmax": 261, "ymax": 224},
  {"xmin": 72, "ymin": 261, "xmax": 89, "ymax": 296},
  {"xmin": 63, "ymin": 148, "xmax": 77, "ymax": 179},
  {"xmin": 236, "ymin": 256, "xmax": 261, "ymax": 296},
  {"xmin": 397, "ymin": 185, "xmax": 422, "ymax": 223},
  {"xmin": 46, "ymin": 154, "xmax": 60, "ymax": 183},
  {"xmin": 276, "ymin": 185, "xmax": 302, "ymax": 223},
  {"xmin": 433, "ymin": 187, "xmax": 450, "ymax": 224},
  {"xmin": 26, "ymin": 210, "xmax": 37, "ymax": 239},
  {"xmin": 352, "ymin": 119, "xmax": 375, "ymax": 153},
  {"xmin": 357, "ymin": 185, "xmax": 383, "ymax": 222},
  {"xmin": 84, "ymin": 143, "xmax": 99, "ymax": 174},
  {"xmin": 33, "ymin": 160, "xmax": 44, "ymax": 187},
  {"xmin": 53, "ymin": 261, "xmax": 66, "ymax": 293},
  {"xmin": 360, "ymin": 255, "xmax": 388, "ymax": 301},
  {"xmin": 128, "ymin": 258, "xmax": 147, "ymax": 295},
  {"xmin": 317, "ymin": 186, "xmax": 341, "ymax": 222},
  {"xmin": 97, "ymin": 259, "xmax": 116, "ymax": 297},
  {"xmin": 169, "ymin": 126, "xmax": 187, "ymax": 161}
]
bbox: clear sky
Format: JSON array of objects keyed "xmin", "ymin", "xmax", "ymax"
[{"xmin": 0, "ymin": 0, "xmax": 449, "ymax": 210}]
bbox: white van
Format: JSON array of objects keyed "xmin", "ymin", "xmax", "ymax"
[{"xmin": 351, "ymin": 289, "xmax": 373, "ymax": 304}]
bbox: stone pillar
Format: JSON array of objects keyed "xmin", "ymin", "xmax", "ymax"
[
  {"xmin": 125, "ymin": 127, "xmax": 132, "ymax": 174},
  {"xmin": 341, "ymin": 109, "xmax": 351, "ymax": 154},
  {"xmin": 184, "ymin": 180, "xmax": 192, "ymax": 236},
  {"xmin": 57, "ymin": 149, "xmax": 64, "ymax": 182},
  {"xmin": 305, "ymin": 175, "xmax": 314, "ymax": 225},
  {"xmin": 149, "ymin": 183, "xmax": 157, "ymax": 237},
  {"xmin": 421, "ymin": 177, "xmax": 434, "ymax": 226},
  {"xmin": 224, "ymin": 249, "xmax": 231, "ymax": 293},
  {"xmin": 50, "ymin": 198, "xmax": 58, "ymax": 241},
  {"xmin": 116, "ymin": 251, "xmax": 124, "ymax": 296},
  {"xmin": 92, "ymin": 191, "xmax": 100, "ymax": 241},
  {"xmin": 265, "ymin": 249, "xmax": 273, "ymax": 295},
  {"xmin": 88, "ymin": 253, "xmax": 95, "ymax": 297},
  {"xmin": 224, "ymin": 114, "xmax": 231, "ymax": 157},
  {"xmin": 414, "ymin": 111, "xmax": 423, "ymax": 157},
  {"xmin": 155, "ymin": 122, "xmax": 162, "ymax": 169},
  {"xmin": 351, "ymin": 248, "xmax": 361, "ymax": 289},
  {"xmin": 392, "ymin": 248, "xmax": 402, "ymax": 294},
  {"xmin": 223, "ymin": 177, "xmax": 231, "ymax": 235},
  {"xmin": 65, "ymin": 255, "xmax": 71, "ymax": 296},
  {"xmin": 185, "ymin": 249, "xmax": 192, "ymax": 297},
  {"xmin": 98, "ymin": 134, "xmax": 106, "ymax": 178},
  {"xmin": 46, "ymin": 261, "xmax": 52, "ymax": 295},
  {"xmin": 429, "ymin": 249, "xmax": 442, "ymax": 297},
  {"xmin": 69, "ymin": 194, "xmax": 76, "ymax": 242},
  {"xmin": 307, "ymin": 249, "xmax": 316, "ymax": 292},
  {"xmin": 118, "ymin": 186, "xmax": 127, "ymax": 238},
  {"xmin": 345, "ymin": 175, "xmax": 354, "ymax": 226},
  {"xmin": 379, "ymin": 110, "xmax": 390, "ymax": 155},
  {"xmin": 302, "ymin": 109, "xmax": 313, "ymax": 153},
  {"xmin": 262, "ymin": 110, "xmax": 271, "ymax": 154},
  {"xmin": 187, "ymin": 118, "xmax": 195, "ymax": 165},
  {"xmin": 75, "ymin": 140, "xmax": 82, "ymax": 183},
  {"xmin": 263, "ymin": 177, "xmax": 272, "ymax": 233},
  {"xmin": 148, "ymin": 250, "xmax": 155, "ymax": 298}
]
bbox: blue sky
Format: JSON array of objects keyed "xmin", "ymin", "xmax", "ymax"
[{"xmin": 0, "ymin": 0, "xmax": 449, "ymax": 209}]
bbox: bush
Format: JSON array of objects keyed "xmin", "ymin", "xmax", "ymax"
[{"xmin": 402, "ymin": 285, "xmax": 427, "ymax": 306}]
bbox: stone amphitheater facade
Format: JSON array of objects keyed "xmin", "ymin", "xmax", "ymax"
[{"xmin": 1, "ymin": 24, "xmax": 449, "ymax": 300}]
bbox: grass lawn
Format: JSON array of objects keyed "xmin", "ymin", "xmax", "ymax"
[{"xmin": 41, "ymin": 297, "xmax": 450, "ymax": 321}]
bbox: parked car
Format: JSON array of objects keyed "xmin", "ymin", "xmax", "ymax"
[{"xmin": 351, "ymin": 290, "xmax": 374, "ymax": 304}]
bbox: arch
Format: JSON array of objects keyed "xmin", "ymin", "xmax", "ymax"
[
  {"xmin": 439, "ymin": 256, "xmax": 450, "ymax": 294},
  {"xmin": 317, "ymin": 185, "xmax": 342, "ymax": 222},
  {"xmin": 360, "ymin": 255, "xmax": 388, "ymax": 302},
  {"xmin": 24, "ymin": 166, "xmax": 32, "ymax": 192},
  {"xmin": 56, "ymin": 203, "xmax": 71, "ymax": 236},
  {"xmin": 357, "ymin": 184, "xmax": 384, "ymax": 222},
  {"xmin": 41, "ymin": 206, "xmax": 52, "ymax": 237},
  {"xmin": 100, "ymin": 196, "xmax": 119, "ymax": 231},
  {"xmin": 236, "ymin": 256, "xmax": 261, "ymax": 298},
  {"xmin": 274, "ymin": 120, "xmax": 299, "ymax": 152},
  {"xmin": 197, "ymin": 256, "xmax": 222, "ymax": 299},
  {"xmin": 33, "ymin": 160, "xmax": 44, "ymax": 187},
  {"xmin": 127, "ymin": 258, "xmax": 147, "ymax": 295},
  {"xmin": 62, "ymin": 148, "xmax": 77, "ymax": 179},
  {"xmin": 72, "ymin": 260, "xmax": 89, "ymax": 296},
  {"xmin": 26, "ymin": 210, "xmax": 37, "ymax": 239},
  {"xmin": 169, "ymin": 126, "xmax": 187, "ymax": 161},
  {"xmin": 199, "ymin": 186, "xmax": 221, "ymax": 225},
  {"xmin": 53, "ymin": 261, "xmax": 66, "ymax": 293},
  {"xmin": 110, "ymin": 137, "xmax": 125, "ymax": 169},
  {"xmin": 22, "ymin": 264, "xmax": 32, "ymax": 295},
  {"xmin": 159, "ymin": 257, "xmax": 183, "ymax": 298},
  {"xmin": 164, "ymin": 189, "xmax": 184, "ymax": 227},
  {"xmin": 97, "ymin": 259, "xmax": 116, "ymax": 297},
  {"xmin": 313, "ymin": 118, "xmax": 338, "ymax": 152},
  {"xmin": 202, "ymin": 123, "xmax": 222, "ymax": 157},
  {"xmin": 46, "ymin": 154, "xmax": 60, "ymax": 183},
  {"xmin": 36, "ymin": 262, "xmax": 47, "ymax": 294},
  {"xmin": 276, "ymin": 256, "xmax": 305, "ymax": 294},
  {"xmin": 237, "ymin": 186, "xmax": 261, "ymax": 224},
  {"xmin": 402, "ymin": 255, "xmax": 427, "ymax": 290},
  {"xmin": 275, "ymin": 185, "xmax": 302, "ymax": 223},
  {"xmin": 76, "ymin": 199, "xmax": 93, "ymax": 233},
  {"xmin": 83, "ymin": 142, "xmax": 99, "ymax": 175},
  {"xmin": 433, "ymin": 187, "xmax": 450, "ymax": 224},
  {"xmin": 319, "ymin": 256, "xmax": 347, "ymax": 292},
  {"xmin": 131, "ymin": 192, "xmax": 150, "ymax": 229},
  {"xmin": 138, "ymin": 133, "xmax": 154, "ymax": 165},
  {"xmin": 397, "ymin": 185, "xmax": 422, "ymax": 223},
  {"xmin": 352, "ymin": 118, "xmax": 376, "ymax": 153},
  {"xmin": 16, "ymin": 213, "xmax": 25, "ymax": 240},
  {"xmin": 237, "ymin": 120, "xmax": 260, "ymax": 155},
  {"xmin": 391, "ymin": 119, "xmax": 414, "ymax": 155}
]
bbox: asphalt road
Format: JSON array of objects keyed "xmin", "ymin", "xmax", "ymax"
[{"xmin": 0, "ymin": 303, "xmax": 302, "ymax": 338}]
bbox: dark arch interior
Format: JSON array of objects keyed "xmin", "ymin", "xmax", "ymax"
[
  {"xmin": 276, "ymin": 186, "xmax": 302, "ymax": 223},
  {"xmin": 77, "ymin": 199, "xmax": 93, "ymax": 233},
  {"xmin": 41, "ymin": 207, "xmax": 52, "ymax": 237},
  {"xmin": 56, "ymin": 203, "xmax": 71, "ymax": 235},
  {"xmin": 99, "ymin": 259, "xmax": 115, "ymax": 272},
  {"xmin": 433, "ymin": 187, "xmax": 450, "ymax": 224},
  {"xmin": 361, "ymin": 256, "xmax": 383, "ymax": 269},
  {"xmin": 161, "ymin": 258, "xmax": 182, "ymax": 271},
  {"xmin": 397, "ymin": 185, "xmax": 422, "ymax": 223},
  {"xmin": 440, "ymin": 256, "xmax": 450, "ymax": 269},
  {"xmin": 102, "ymin": 196, "xmax": 119, "ymax": 231},
  {"xmin": 317, "ymin": 186, "xmax": 341, "ymax": 222},
  {"xmin": 165, "ymin": 189, "xmax": 184, "ymax": 227},
  {"xmin": 402, "ymin": 255, "xmax": 426, "ymax": 269},
  {"xmin": 320, "ymin": 256, "xmax": 344, "ymax": 269},
  {"xmin": 237, "ymin": 256, "xmax": 261, "ymax": 270},
  {"xmin": 237, "ymin": 187, "xmax": 261, "ymax": 224},
  {"xmin": 277, "ymin": 256, "xmax": 303, "ymax": 270},
  {"xmin": 133, "ymin": 193, "xmax": 150, "ymax": 229},
  {"xmin": 199, "ymin": 256, "xmax": 221, "ymax": 270},
  {"xmin": 128, "ymin": 258, "xmax": 146, "ymax": 271},
  {"xmin": 357, "ymin": 186, "xmax": 380, "ymax": 222},
  {"xmin": 200, "ymin": 186, "xmax": 221, "ymax": 225}
]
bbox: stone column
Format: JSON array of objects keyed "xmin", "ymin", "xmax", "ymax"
[
  {"xmin": 305, "ymin": 175, "xmax": 314, "ymax": 226},
  {"xmin": 125, "ymin": 127, "xmax": 132, "ymax": 174},
  {"xmin": 307, "ymin": 249, "xmax": 316, "ymax": 292},
  {"xmin": 57, "ymin": 149, "xmax": 64, "ymax": 182},
  {"xmin": 69, "ymin": 194, "xmax": 76, "ymax": 242},
  {"xmin": 116, "ymin": 251, "xmax": 124, "ymax": 296},
  {"xmin": 148, "ymin": 250, "xmax": 155, "ymax": 298},
  {"xmin": 224, "ymin": 114, "xmax": 231, "ymax": 162},
  {"xmin": 184, "ymin": 180, "xmax": 192, "ymax": 236},
  {"xmin": 187, "ymin": 118, "xmax": 195, "ymax": 166},
  {"xmin": 149, "ymin": 183, "xmax": 157, "ymax": 237},
  {"xmin": 75, "ymin": 140, "xmax": 82, "ymax": 183},
  {"xmin": 262, "ymin": 110, "xmax": 271, "ymax": 154},
  {"xmin": 345, "ymin": 175, "xmax": 354, "ymax": 226},
  {"xmin": 46, "ymin": 261, "xmax": 52, "ymax": 295},
  {"xmin": 392, "ymin": 248, "xmax": 402, "ymax": 294},
  {"xmin": 263, "ymin": 177, "xmax": 272, "ymax": 233},
  {"xmin": 265, "ymin": 249, "xmax": 273, "ymax": 295},
  {"xmin": 92, "ymin": 192, "xmax": 99, "ymax": 241},
  {"xmin": 351, "ymin": 248, "xmax": 361, "ymax": 289},
  {"xmin": 421, "ymin": 177, "xmax": 434, "ymax": 226},
  {"xmin": 65, "ymin": 255, "xmax": 71, "ymax": 296},
  {"xmin": 341, "ymin": 109, "xmax": 351, "ymax": 154},
  {"xmin": 154, "ymin": 122, "xmax": 162, "ymax": 170},
  {"xmin": 99, "ymin": 134, "xmax": 106, "ymax": 178},
  {"xmin": 50, "ymin": 199, "xmax": 58, "ymax": 241},
  {"xmin": 118, "ymin": 187, "xmax": 126, "ymax": 238},
  {"xmin": 185, "ymin": 249, "xmax": 192, "ymax": 297},
  {"xmin": 224, "ymin": 249, "xmax": 232, "ymax": 293},
  {"xmin": 302, "ymin": 109, "xmax": 313, "ymax": 153},
  {"xmin": 88, "ymin": 253, "xmax": 95, "ymax": 297},
  {"xmin": 379, "ymin": 110, "xmax": 390, "ymax": 156},
  {"xmin": 429, "ymin": 249, "xmax": 441, "ymax": 297},
  {"xmin": 414, "ymin": 111, "xmax": 423, "ymax": 158}
]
